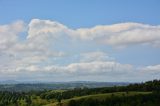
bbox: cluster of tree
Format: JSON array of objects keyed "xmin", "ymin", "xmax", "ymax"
[
  {"xmin": 68, "ymin": 92, "xmax": 160, "ymax": 106},
  {"xmin": 126, "ymin": 80, "xmax": 160, "ymax": 91},
  {"xmin": 40, "ymin": 91, "xmax": 62, "ymax": 100},
  {"xmin": 0, "ymin": 91, "xmax": 32, "ymax": 106}
]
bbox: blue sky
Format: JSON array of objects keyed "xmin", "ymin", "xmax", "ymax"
[
  {"xmin": 0, "ymin": 0, "xmax": 160, "ymax": 82},
  {"xmin": 1, "ymin": 0, "xmax": 160, "ymax": 26}
]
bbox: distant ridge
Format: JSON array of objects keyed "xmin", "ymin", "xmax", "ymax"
[
  {"xmin": 0, "ymin": 80, "xmax": 131, "ymax": 84},
  {"xmin": 0, "ymin": 80, "xmax": 19, "ymax": 84},
  {"xmin": 0, "ymin": 81, "xmax": 130, "ymax": 92}
]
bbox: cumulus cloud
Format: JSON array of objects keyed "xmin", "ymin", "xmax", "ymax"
[
  {"xmin": 8, "ymin": 61, "xmax": 133, "ymax": 75},
  {"xmin": 140, "ymin": 64, "xmax": 160, "ymax": 74},
  {"xmin": 27, "ymin": 19, "xmax": 70, "ymax": 40},
  {"xmin": 0, "ymin": 20, "xmax": 65, "ymax": 74},
  {"xmin": 27, "ymin": 19, "xmax": 160, "ymax": 48},
  {"xmin": 65, "ymin": 61, "xmax": 133, "ymax": 75},
  {"xmin": 74, "ymin": 23, "xmax": 160, "ymax": 48},
  {"xmin": 0, "ymin": 20, "xmax": 26, "ymax": 50},
  {"xmin": 1, "ymin": 61, "xmax": 134, "ymax": 81},
  {"xmin": 131, "ymin": 64, "xmax": 160, "ymax": 81}
]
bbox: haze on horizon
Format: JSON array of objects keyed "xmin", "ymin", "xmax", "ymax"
[{"xmin": 0, "ymin": 0, "xmax": 160, "ymax": 82}]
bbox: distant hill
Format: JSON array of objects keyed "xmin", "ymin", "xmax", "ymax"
[
  {"xmin": 0, "ymin": 81, "xmax": 129, "ymax": 92},
  {"xmin": 0, "ymin": 80, "xmax": 19, "ymax": 84}
]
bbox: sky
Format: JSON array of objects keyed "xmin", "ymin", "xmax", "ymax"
[{"xmin": 0, "ymin": 0, "xmax": 160, "ymax": 82}]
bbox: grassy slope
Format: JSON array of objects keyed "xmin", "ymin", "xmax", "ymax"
[{"xmin": 44, "ymin": 91, "xmax": 151, "ymax": 106}]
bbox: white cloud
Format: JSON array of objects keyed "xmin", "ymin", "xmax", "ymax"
[
  {"xmin": 12, "ymin": 61, "xmax": 133, "ymax": 74},
  {"xmin": 65, "ymin": 61, "xmax": 133, "ymax": 75},
  {"xmin": 140, "ymin": 64, "xmax": 160, "ymax": 74},
  {"xmin": 27, "ymin": 19, "xmax": 160, "ymax": 48},
  {"xmin": 1, "ymin": 61, "xmax": 134, "ymax": 81},
  {"xmin": 0, "ymin": 20, "xmax": 65, "ymax": 74},
  {"xmin": 74, "ymin": 23, "xmax": 160, "ymax": 47},
  {"xmin": 0, "ymin": 20, "xmax": 26, "ymax": 50},
  {"xmin": 27, "ymin": 19, "xmax": 70, "ymax": 39}
]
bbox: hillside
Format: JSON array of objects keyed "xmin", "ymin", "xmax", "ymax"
[
  {"xmin": 0, "ymin": 80, "xmax": 160, "ymax": 106},
  {"xmin": 45, "ymin": 92, "xmax": 151, "ymax": 106}
]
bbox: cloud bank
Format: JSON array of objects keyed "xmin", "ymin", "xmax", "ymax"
[{"xmin": 0, "ymin": 19, "xmax": 160, "ymax": 82}]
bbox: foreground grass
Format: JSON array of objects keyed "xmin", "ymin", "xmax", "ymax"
[{"xmin": 44, "ymin": 91, "xmax": 151, "ymax": 106}]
